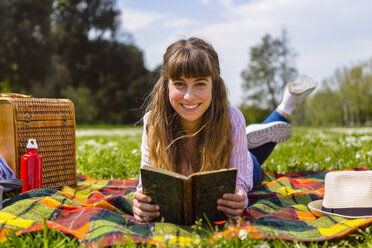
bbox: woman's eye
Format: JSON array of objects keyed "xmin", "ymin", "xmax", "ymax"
[
  {"xmin": 195, "ymin": 82, "xmax": 207, "ymax": 87},
  {"xmin": 174, "ymin": 82, "xmax": 184, "ymax": 87}
]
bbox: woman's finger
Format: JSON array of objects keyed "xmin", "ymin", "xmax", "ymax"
[
  {"xmin": 218, "ymin": 198, "xmax": 244, "ymax": 209},
  {"xmin": 134, "ymin": 190, "xmax": 152, "ymax": 203},
  {"xmin": 217, "ymin": 204, "xmax": 243, "ymax": 216},
  {"xmin": 221, "ymin": 193, "xmax": 240, "ymax": 202},
  {"xmin": 222, "ymin": 189, "xmax": 245, "ymax": 202},
  {"xmin": 133, "ymin": 206, "xmax": 160, "ymax": 219},
  {"xmin": 133, "ymin": 191, "xmax": 160, "ymax": 222},
  {"xmin": 217, "ymin": 188, "xmax": 245, "ymax": 221},
  {"xmin": 133, "ymin": 205, "xmax": 160, "ymax": 222},
  {"xmin": 134, "ymin": 199, "xmax": 159, "ymax": 212}
]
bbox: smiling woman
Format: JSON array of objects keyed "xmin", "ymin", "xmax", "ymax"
[
  {"xmin": 142, "ymin": 38, "xmax": 232, "ymax": 175},
  {"xmin": 131, "ymin": 37, "xmax": 318, "ymax": 224},
  {"xmin": 132, "ymin": 37, "xmax": 246, "ymax": 222}
]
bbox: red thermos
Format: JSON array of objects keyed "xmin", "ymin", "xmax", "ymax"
[{"xmin": 20, "ymin": 139, "xmax": 43, "ymax": 192}]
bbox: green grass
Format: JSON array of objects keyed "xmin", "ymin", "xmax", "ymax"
[
  {"xmin": 76, "ymin": 134, "xmax": 142, "ymax": 179},
  {"xmin": 1, "ymin": 126, "xmax": 371, "ymax": 247},
  {"xmin": 2, "ymin": 219, "xmax": 82, "ymax": 248}
]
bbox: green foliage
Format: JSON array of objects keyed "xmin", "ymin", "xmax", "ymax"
[
  {"xmin": 50, "ymin": 0, "xmax": 152, "ymax": 124},
  {"xmin": 296, "ymin": 60, "xmax": 372, "ymax": 126},
  {"xmin": 0, "ymin": 81, "xmax": 12, "ymax": 93},
  {"xmin": 61, "ymin": 86, "xmax": 97, "ymax": 123},
  {"xmin": 292, "ymin": 88, "xmax": 343, "ymax": 126},
  {"xmin": 0, "ymin": 0, "xmax": 152, "ymax": 124},
  {"xmin": 337, "ymin": 62, "xmax": 372, "ymax": 125},
  {"xmin": 241, "ymin": 29, "xmax": 298, "ymax": 110},
  {"xmin": 0, "ymin": 0, "xmax": 54, "ymax": 92}
]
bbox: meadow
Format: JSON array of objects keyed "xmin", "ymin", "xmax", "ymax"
[{"xmin": 1, "ymin": 126, "xmax": 372, "ymax": 247}]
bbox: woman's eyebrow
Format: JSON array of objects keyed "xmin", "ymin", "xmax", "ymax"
[
  {"xmin": 171, "ymin": 78, "xmax": 185, "ymax": 81},
  {"xmin": 195, "ymin": 77, "xmax": 209, "ymax": 81},
  {"xmin": 171, "ymin": 77, "xmax": 208, "ymax": 81}
]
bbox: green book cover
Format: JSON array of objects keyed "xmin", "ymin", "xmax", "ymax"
[{"xmin": 140, "ymin": 166, "xmax": 237, "ymax": 225}]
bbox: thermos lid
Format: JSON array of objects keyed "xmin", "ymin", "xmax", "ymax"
[{"xmin": 26, "ymin": 139, "xmax": 38, "ymax": 149}]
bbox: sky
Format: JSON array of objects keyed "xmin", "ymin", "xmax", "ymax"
[{"xmin": 117, "ymin": 0, "xmax": 372, "ymax": 106}]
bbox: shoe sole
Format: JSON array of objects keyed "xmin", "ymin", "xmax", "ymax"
[
  {"xmin": 288, "ymin": 75, "xmax": 318, "ymax": 95},
  {"xmin": 246, "ymin": 122, "xmax": 291, "ymax": 149}
]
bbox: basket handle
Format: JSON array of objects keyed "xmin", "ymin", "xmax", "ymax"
[{"xmin": 0, "ymin": 93, "xmax": 31, "ymax": 98}]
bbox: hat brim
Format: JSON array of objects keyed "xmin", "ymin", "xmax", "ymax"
[{"xmin": 308, "ymin": 200, "xmax": 372, "ymax": 219}]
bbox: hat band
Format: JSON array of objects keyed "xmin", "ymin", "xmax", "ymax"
[{"xmin": 321, "ymin": 206, "xmax": 372, "ymax": 217}]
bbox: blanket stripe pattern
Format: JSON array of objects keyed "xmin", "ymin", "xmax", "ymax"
[
  {"xmin": 215, "ymin": 168, "xmax": 372, "ymax": 242},
  {"xmin": 1, "ymin": 168, "xmax": 371, "ymax": 247}
]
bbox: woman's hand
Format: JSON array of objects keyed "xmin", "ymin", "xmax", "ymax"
[
  {"xmin": 133, "ymin": 190, "xmax": 160, "ymax": 222},
  {"xmin": 217, "ymin": 188, "xmax": 245, "ymax": 222}
]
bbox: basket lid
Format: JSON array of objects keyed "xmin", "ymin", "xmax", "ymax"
[{"xmin": 0, "ymin": 93, "xmax": 31, "ymax": 98}]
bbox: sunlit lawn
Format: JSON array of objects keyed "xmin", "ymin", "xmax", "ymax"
[{"xmin": 1, "ymin": 126, "xmax": 372, "ymax": 247}]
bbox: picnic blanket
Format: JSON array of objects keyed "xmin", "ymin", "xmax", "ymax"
[{"xmin": 1, "ymin": 168, "xmax": 372, "ymax": 247}]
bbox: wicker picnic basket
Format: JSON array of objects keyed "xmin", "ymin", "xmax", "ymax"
[{"xmin": 0, "ymin": 93, "xmax": 77, "ymax": 189}]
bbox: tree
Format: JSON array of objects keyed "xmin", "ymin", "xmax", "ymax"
[
  {"xmin": 338, "ymin": 62, "xmax": 372, "ymax": 125},
  {"xmin": 0, "ymin": 0, "xmax": 153, "ymax": 124},
  {"xmin": 49, "ymin": 0, "xmax": 152, "ymax": 124},
  {"xmin": 0, "ymin": 0, "xmax": 53, "ymax": 93},
  {"xmin": 52, "ymin": 0, "xmax": 120, "ymax": 87},
  {"xmin": 293, "ymin": 87, "xmax": 342, "ymax": 126},
  {"xmin": 241, "ymin": 30, "xmax": 298, "ymax": 110},
  {"xmin": 84, "ymin": 40, "xmax": 151, "ymax": 123},
  {"xmin": 299, "ymin": 60, "xmax": 372, "ymax": 126}
]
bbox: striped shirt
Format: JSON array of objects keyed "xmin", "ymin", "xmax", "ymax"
[{"xmin": 137, "ymin": 105, "xmax": 254, "ymax": 207}]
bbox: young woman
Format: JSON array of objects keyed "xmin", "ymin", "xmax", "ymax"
[{"xmin": 133, "ymin": 37, "xmax": 318, "ymax": 223}]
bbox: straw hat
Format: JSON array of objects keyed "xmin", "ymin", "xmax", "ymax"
[{"xmin": 308, "ymin": 171, "xmax": 372, "ymax": 219}]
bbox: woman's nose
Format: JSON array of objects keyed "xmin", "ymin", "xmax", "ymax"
[{"xmin": 184, "ymin": 87, "xmax": 195, "ymax": 100}]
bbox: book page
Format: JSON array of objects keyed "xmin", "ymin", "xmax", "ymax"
[
  {"xmin": 140, "ymin": 166, "xmax": 186, "ymax": 224},
  {"xmin": 191, "ymin": 168, "xmax": 237, "ymax": 223}
]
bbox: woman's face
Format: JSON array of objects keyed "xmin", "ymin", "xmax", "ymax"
[{"xmin": 168, "ymin": 75, "xmax": 212, "ymax": 132}]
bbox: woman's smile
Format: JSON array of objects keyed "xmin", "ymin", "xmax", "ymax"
[{"xmin": 181, "ymin": 103, "xmax": 201, "ymax": 111}]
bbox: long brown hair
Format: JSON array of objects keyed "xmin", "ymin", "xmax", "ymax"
[{"xmin": 145, "ymin": 37, "xmax": 232, "ymax": 173}]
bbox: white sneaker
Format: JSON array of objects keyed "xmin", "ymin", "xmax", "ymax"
[
  {"xmin": 278, "ymin": 75, "xmax": 319, "ymax": 115},
  {"xmin": 246, "ymin": 121, "xmax": 291, "ymax": 149},
  {"xmin": 288, "ymin": 75, "xmax": 318, "ymax": 97}
]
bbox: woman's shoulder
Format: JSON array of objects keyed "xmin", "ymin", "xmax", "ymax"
[
  {"xmin": 229, "ymin": 105, "xmax": 245, "ymax": 124},
  {"xmin": 143, "ymin": 111, "xmax": 151, "ymax": 124}
]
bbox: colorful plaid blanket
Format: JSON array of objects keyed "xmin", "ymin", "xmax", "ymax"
[{"xmin": 1, "ymin": 168, "xmax": 371, "ymax": 247}]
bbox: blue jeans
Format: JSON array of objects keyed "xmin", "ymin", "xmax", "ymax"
[{"xmin": 249, "ymin": 110, "xmax": 289, "ymax": 185}]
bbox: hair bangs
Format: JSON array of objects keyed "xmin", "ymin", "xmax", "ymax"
[{"xmin": 167, "ymin": 48, "xmax": 213, "ymax": 79}]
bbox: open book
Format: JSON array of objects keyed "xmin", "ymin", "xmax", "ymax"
[{"xmin": 140, "ymin": 166, "xmax": 237, "ymax": 225}]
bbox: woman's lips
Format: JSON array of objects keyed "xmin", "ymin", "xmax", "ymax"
[{"xmin": 181, "ymin": 103, "xmax": 201, "ymax": 111}]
